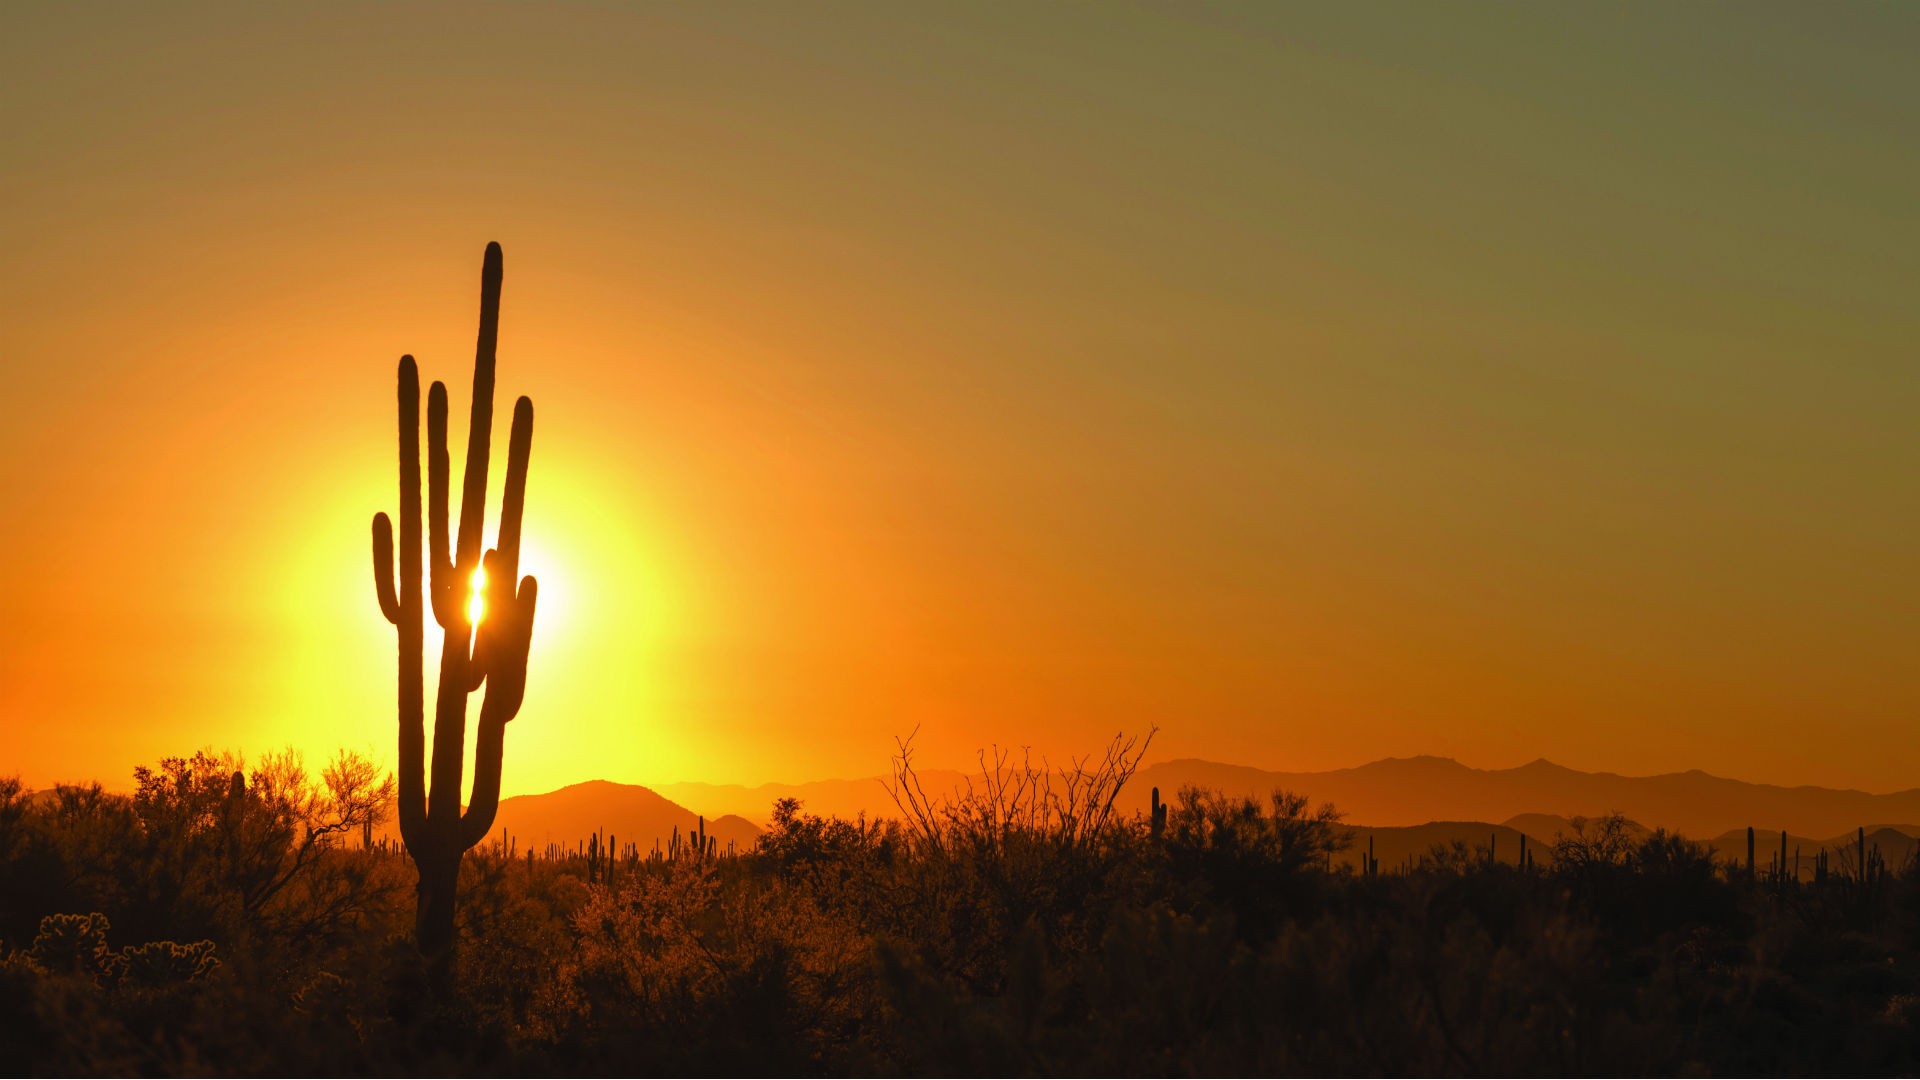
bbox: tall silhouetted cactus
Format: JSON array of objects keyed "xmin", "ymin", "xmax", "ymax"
[{"xmin": 370, "ymin": 242, "xmax": 539, "ymax": 982}]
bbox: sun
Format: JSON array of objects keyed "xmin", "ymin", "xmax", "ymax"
[{"xmin": 468, "ymin": 566, "xmax": 487, "ymax": 626}]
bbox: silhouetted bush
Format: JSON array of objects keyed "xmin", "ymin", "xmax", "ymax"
[{"xmin": 1159, "ymin": 785, "xmax": 1348, "ymax": 943}]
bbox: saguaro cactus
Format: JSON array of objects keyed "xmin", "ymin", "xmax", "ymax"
[{"xmin": 371, "ymin": 242, "xmax": 538, "ymax": 980}]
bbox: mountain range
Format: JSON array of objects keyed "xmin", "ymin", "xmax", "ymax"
[
  {"xmin": 472, "ymin": 762, "xmax": 1920, "ymax": 876},
  {"xmin": 652, "ymin": 755, "xmax": 1920, "ymax": 841},
  {"xmin": 58, "ymin": 754, "xmax": 1906, "ymax": 861}
]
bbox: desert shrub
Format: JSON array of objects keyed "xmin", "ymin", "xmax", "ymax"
[
  {"xmin": 454, "ymin": 844, "xmax": 574, "ymax": 1036},
  {"xmin": 0, "ymin": 778, "xmax": 73, "ymax": 944},
  {"xmin": 8, "ymin": 784, "xmax": 145, "ymax": 939},
  {"xmin": 880, "ymin": 733, "xmax": 1154, "ymax": 993},
  {"xmin": 534, "ymin": 860, "xmax": 874, "ymax": 1072},
  {"xmin": 754, "ymin": 798, "xmax": 908, "ymax": 929},
  {"xmin": 1547, "ymin": 818, "xmax": 1742, "ymax": 948},
  {"xmin": 1159, "ymin": 785, "xmax": 1348, "ymax": 943}
]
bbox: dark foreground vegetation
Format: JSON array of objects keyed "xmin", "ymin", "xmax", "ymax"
[{"xmin": 5, "ymin": 739, "xmax": 1920, "ymax": 1076}]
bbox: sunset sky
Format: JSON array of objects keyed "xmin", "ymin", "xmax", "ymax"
[{"xmin": 2, "ymin": 4, "xmax": 1915, "ymax": 797}]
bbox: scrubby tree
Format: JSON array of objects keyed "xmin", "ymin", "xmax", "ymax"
[
  {"xmin": 1162, "ymin": 786, "xmax": 1349, "ymax": 941},
  {"xmin": 321, "ymin": 751, "xmax": 395, "ymax": 850}
]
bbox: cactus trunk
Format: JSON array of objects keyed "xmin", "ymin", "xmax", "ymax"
[
  {"xmin": 416, "ymin": 851, "xmax": 460, "ymax": 963},
  {"xmin": 371, "ymin": 242, "xmax": 540, "ymax": 986}
]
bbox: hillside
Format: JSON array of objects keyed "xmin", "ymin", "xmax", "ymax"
[{"xmin": 486, "ymin": 779, "xmax": 762, "ymax": 856}]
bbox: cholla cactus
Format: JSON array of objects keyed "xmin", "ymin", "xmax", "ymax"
[
  {"xmin": 119, "ymin": 940, "xmax": 220, "ymax": 987},
  {"xmin": 28, "ymin": 913, "xmax": 115, "ymax": 978},
  {"xmin": 370, "ymin": 242, "xmax": 539, "ymax": 979}
]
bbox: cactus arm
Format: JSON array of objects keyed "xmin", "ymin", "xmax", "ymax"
[
  {"xmin": 427, "ymin": 382, "xmax": 458, "ymax": 630},
  {"xmin": 462, "ymin": 571, "xmax": 535, "ymax": 849},
  {"xmin": 466, "ymin": 398, "xmax": 533, "ymax": 692},
  {"xmin": 428, "ymin": 626, "xmax": 471, "ymax": 831},
  {"xmin": 465, "ymin": 547, "xmax": 503, "ymax": 693},
  {"xmin": 425, "ymin": 393, "xmax": 471, "ymax": 831},
  {"xmin": 466, "ymin": 549, "xmax": 497, "ymax": 693},
  {"xmin": 372, "ymin": 514, "xmax": 401, "ymax": 625},
  {"xmin": 397, "ymin": 355, "xmax": 422, "ymax": 612},
  {"xmin": 460, "ymin": 716, "xmax": 507, "ymax": 849},
  {"xmin": 384, "ymin": 355, "xmax": 429, "ymax": 854},
  {"xmin": 488, "ymin": 574, "xmax": 537, "ymax": 719},
  {"xmin": 447, "ymin": 245, "xmax": 501, "ymax": 691},
  {"xmin": 455, "ymin": 242, "xmax": 502, "ymax": 571},
  {"xmin": 497, "ymin": 396, "xmax": 533, "ymax": 580},
  {"xmin": 473, "ymin": 564, "xmax": 538, "ymax": 725}
]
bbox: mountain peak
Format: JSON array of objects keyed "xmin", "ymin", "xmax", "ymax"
[
  {"xmin": 1362, "ymin": 755, "xmax": 1467, "ymax": 770},
  {"xmin": 489, "ymin": 780, "xmax": 763, "ymax": 851}
]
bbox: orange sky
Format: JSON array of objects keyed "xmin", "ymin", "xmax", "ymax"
[{"xmin": 3, "ymin": 5, "xmax": 1916, "ymax": 796}]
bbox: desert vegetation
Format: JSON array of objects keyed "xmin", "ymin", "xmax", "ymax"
[{"xmin": 5, "ymin": 736, "xmax": 1920, "ymax": 1075}]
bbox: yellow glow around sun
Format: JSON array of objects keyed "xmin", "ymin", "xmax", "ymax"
[{"xmin": 468, "ymin": 566, "xmax": 487, "ymax": 626}]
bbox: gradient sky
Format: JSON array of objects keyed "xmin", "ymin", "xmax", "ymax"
[{"xmin": 2, "ymin": 4, "xmax": 1915, "ymax": 796}]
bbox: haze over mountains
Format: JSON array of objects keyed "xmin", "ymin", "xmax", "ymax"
[
  {"xmin": 380, "ymin": 755, "xmax": 1920, "ymax": 872},
  {"xmin": 653, "ymin": 755, "xmax": 1920, "ymax": 841}
]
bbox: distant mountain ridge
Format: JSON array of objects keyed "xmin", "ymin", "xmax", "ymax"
[
  {"xmin": 656, "ymin": 756, "xmax": 1920, "ymax": 841},
  {"xmin": 466, "ymin": 773, "xmax": 1920, "ymax": 874}
]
